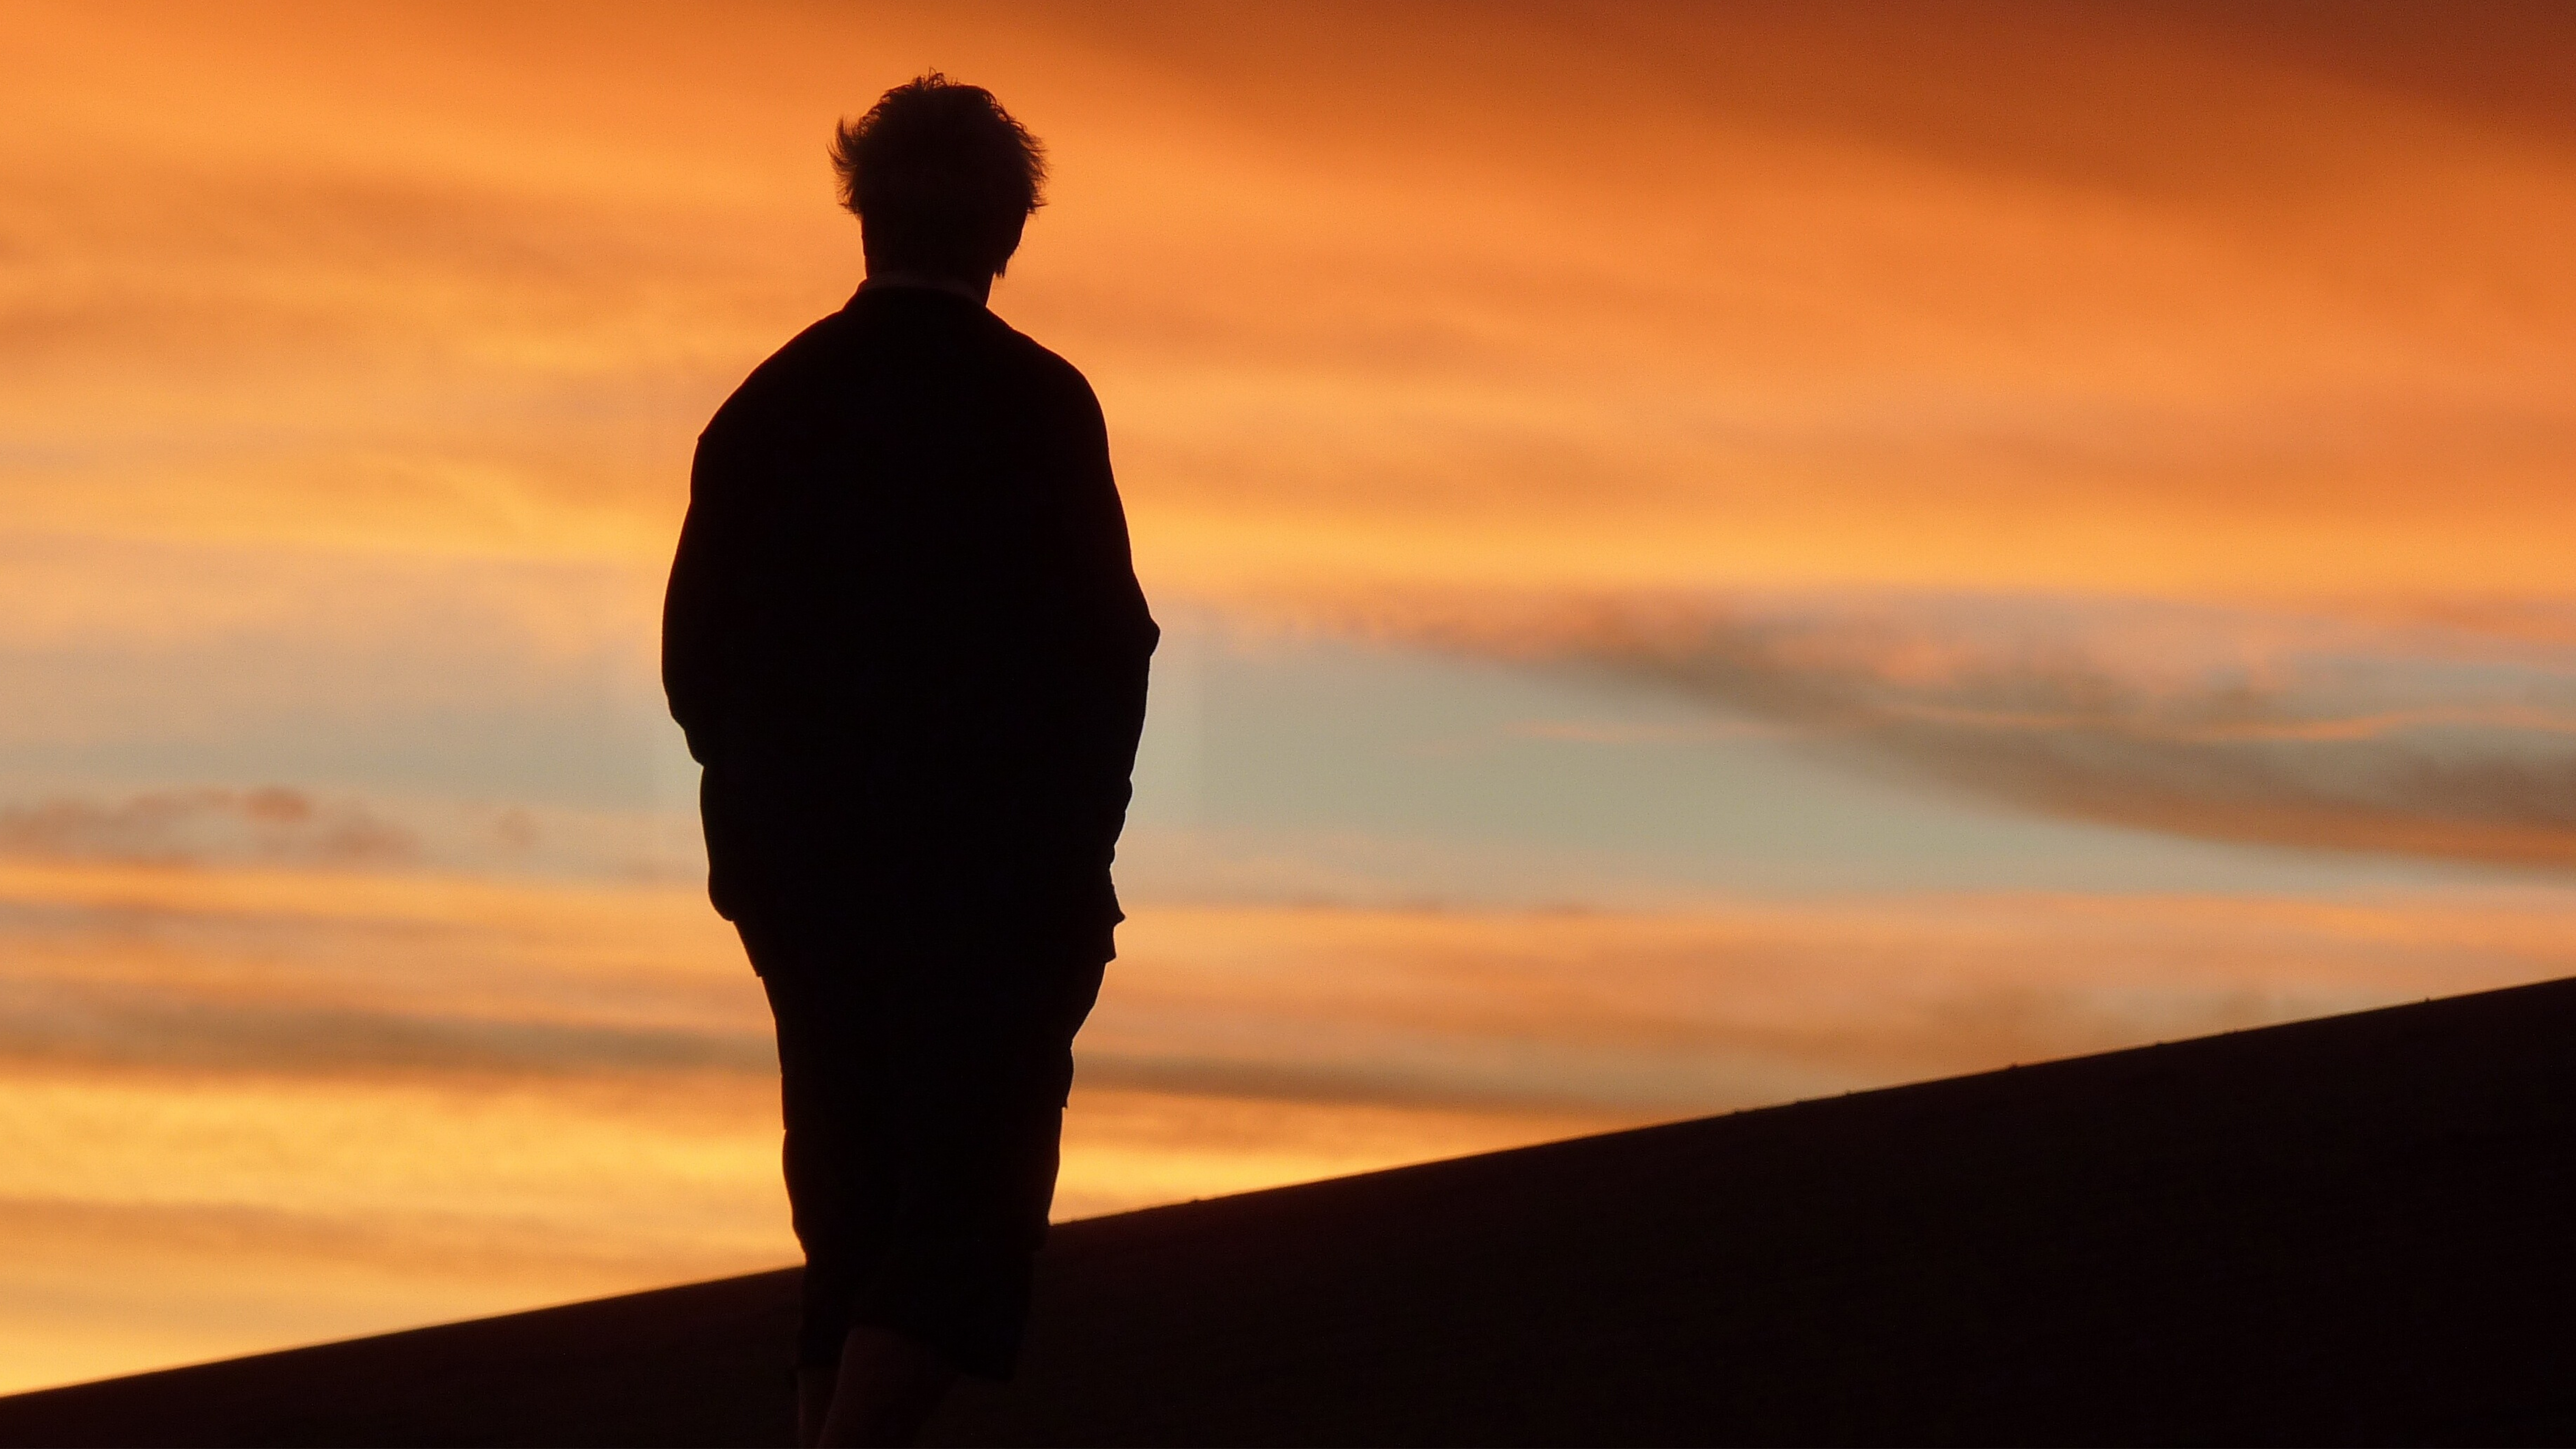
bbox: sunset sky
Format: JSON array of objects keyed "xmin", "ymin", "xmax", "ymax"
[{"xmin": 4, "ymin": 0, "xmax": 2574, "ymax": 1394}]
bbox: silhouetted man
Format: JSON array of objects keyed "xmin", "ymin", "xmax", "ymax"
[{"xmin": 662, "ymin": 75, "xmax": 1156, "ymax": 1448}]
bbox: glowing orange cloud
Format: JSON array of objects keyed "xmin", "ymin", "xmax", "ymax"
[{"xmin": 3, "ymin": 1, "xmax": 2569, "ymax": 604}]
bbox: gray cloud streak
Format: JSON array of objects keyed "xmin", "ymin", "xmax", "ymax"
[
  {"xmin": 0, "ymin": 784, "xmax": 710, "ymax": 883},
  {"xmin": 1374, "ymin": 591, "xmax": 2576, "ymax": 871},
  {"xmin": 0, "ymin": 982, "xmax": 773, "ymax": 1079},
  {"xmin": 0, "ymin": 788, "xmax": 420, "ymax": 868}
]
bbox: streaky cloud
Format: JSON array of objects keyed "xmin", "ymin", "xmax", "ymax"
[
  {"xmin": 0, "ymin": 988, "xmax": 772, "ymax": 1078},
  {"xmin": 1319, "ymin": 588, "xmax": 2576, "ymax": 871},
  {"xmin": 0, "ymin": 788, "xmax": 417, "ymax": 869}
]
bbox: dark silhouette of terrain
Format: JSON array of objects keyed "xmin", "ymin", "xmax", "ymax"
[{"xmin": 5, "ymin": 975, "xmax": 2573, "ymax": 1447}]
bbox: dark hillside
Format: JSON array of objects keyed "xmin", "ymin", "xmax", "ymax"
[{"xmin": 5, "ymin": 975, "xmax": 2572, "ymax": 1446}]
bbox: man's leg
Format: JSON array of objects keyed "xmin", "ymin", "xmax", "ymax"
[
  {"xmin": 794, "ymin": 1364, "xmax": 837, "ymax": 1449},
  {"xmin": 750, "ymin": 930, "xmax": 895, "ymax": 1448},
  {"xmin": 776, "ymin": 941, "xmax": 1106, "ymax": 1441},
  {"xmin": 816, "ymin": 1323, "xmax": 960, "ymax": 1448},
  {"xmin": 858, "ymin": 955, "xmax": 1100, "ymax": 1378}
]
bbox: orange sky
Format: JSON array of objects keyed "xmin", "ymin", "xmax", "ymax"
[
  {"xmin": 4, "ymin": 0, "xmax": 2574, "ymax": 1396},
  {"xmin": 6, "ymin": 1, "xmax": 2572, "ymax": 596}
]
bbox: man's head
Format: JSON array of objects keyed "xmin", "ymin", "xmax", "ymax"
[{"xmin": 832, "ymin": 74, "xmax": 1046, "ymax": 284}]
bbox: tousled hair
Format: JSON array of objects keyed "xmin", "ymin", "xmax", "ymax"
[{"xmin": 831, "ymin": 74, "xmax": 1047, "ymax": 280}]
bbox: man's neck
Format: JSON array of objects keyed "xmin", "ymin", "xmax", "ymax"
[{"xmin": 859, "ymin": 269, "xmax": 993, "ymax": 306}]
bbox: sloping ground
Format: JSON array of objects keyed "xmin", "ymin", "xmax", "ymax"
[{"xmin": 5, "ymin": 976, "xmax": 2574, "ymax": 1447}]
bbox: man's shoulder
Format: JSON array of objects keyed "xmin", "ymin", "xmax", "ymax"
[
  {"xmin": 987, "ymin": 320, "xmax": 1102, "ymax": 419},
  {"xmin": 701, "ymin": 300, "xmax": 1099, "ymax": 448},
  {"xmin": 698, "ymin": 311, "xmax": 860, "ymax": 447}
]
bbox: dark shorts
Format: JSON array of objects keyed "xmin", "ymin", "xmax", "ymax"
[{"xmin": 741, "ymin": 912, "xmax": 1106, "ymax": 1381}]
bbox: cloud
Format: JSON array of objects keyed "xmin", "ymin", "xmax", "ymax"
[
  {"xmin": 1083, "ymin": 893, "xmax": 2576, "ymax": 1117},
  {"xmin": 8, "ymin": 855, "xmax": 2570, "ymax": 1118},
  {"xmin": 0, "ymin": 788, "xmax": 417, "ymax": 868},
  {"xmin": 0, "ymin": 988, "xmax": 768, "ymax": 1079},
  {"xmin": 1320, "ymin": 588, "xmax": 2576, "ymax": 872},
  {"xmin": 8, "ymin": 0, "xmax": 2575, "ymax": 604}
]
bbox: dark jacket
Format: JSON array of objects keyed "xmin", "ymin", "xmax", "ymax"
[{"xmin": 662, "ymin": 285, "xmax": 1157, "ymax": 962}]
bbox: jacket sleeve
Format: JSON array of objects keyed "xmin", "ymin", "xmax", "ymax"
[
  {"xmin": 661, "ymin": 421, "xmax": 741, "ymax": 766},
  {"xmin": 1052, "ymin": 379, "xmax": 1159, "ymax": 858}
]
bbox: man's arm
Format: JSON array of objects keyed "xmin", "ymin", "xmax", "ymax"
[
  {"xmin": 662, "ymin": 422, "xmax": 744, "ymax": 766},
  {"xmin": 1043, "ymin": 376, "xmax": 1159, "ymax": 860}
]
